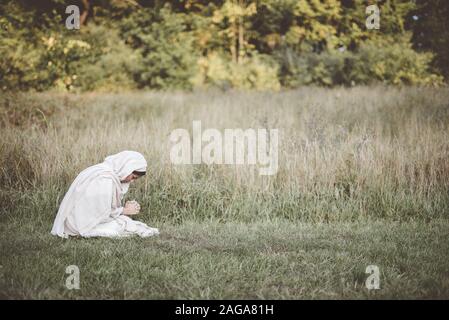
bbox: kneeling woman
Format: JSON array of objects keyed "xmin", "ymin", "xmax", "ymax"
[{"xmin": 51, "ymin": 151, "xmax": 159, "ymax": 238}]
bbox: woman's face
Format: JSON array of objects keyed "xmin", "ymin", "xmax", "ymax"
[{"xmin": 121, "ymin": 173, "xmax": 141, "ymax": 183}]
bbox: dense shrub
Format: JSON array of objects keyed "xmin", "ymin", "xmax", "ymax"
[
  {"xmin": 275, "ymin": 35, "xmax": 443, "ymax": 87},
  {"xmin": 196, "ymin": 52, "xmax": 281, "ymax": 90},
  {"xmin": 120, "ymin": 6, "xmax": 199, "ymax": 90},
  {"xmin": 349, "ymin": 36, "xmax": 444, "ymax": 86},
  {"xmin": 74, "ymin": 25, "xmax": 138, "ymax": 91}
]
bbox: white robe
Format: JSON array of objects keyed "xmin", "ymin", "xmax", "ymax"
[{"xmin": 51, "ymin": 151, "xmax": 159, "ymax": 238}]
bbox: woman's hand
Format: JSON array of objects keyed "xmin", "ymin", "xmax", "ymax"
[{"xmin": 123, "ymin": 200, "xmax": 141, "ymax": 215}]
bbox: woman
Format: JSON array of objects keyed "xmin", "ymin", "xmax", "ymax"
[{"xmin": 51, "ymin": 150, "xmax": 159, "ymax": 238}]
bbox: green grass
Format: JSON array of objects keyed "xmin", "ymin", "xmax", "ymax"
[
  {"xmin": 1, "ymin": 218, "xmax": 449, "ymax": 299},
  {"xmin": 1, "ymin": 87, "xmax": 449, "ymax": 299}
]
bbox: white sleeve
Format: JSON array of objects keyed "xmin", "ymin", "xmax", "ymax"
[
  {"xmin": 111, "ymin": 206, "xmax": 124, "ymax": 218},
  {"xmin": 108, "ymin": 177, "xmax": 124, "ymax": 218}
]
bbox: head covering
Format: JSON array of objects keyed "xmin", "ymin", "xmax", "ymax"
[
  {"xmin": 104, "ymin": 151, "xmax": 147, "ymax": 179},
  {"xmin": 103, "ymin": 151, "xmax": 147, "ymax": 194}
]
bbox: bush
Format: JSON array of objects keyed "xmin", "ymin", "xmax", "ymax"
[
  {"xmin": 349, "ymin": 36, "xmax": 444, "ymax": 86},
  {"xmin": 75, "ymin": 25, "xmax": 138, "ymax": 92},
  {"xmin": 196, "ymin": 52, "xmax": 281, "ymax": 90},
  {"xmin": 0, "ymin": 2, "xmax": 49, "ymax": 91},
  {"xmin": 276, "ymin": 35, "xmax": 444, "ymax": 88},
  {"xmin": 120, "ymin": 6, "xmax": 199, "ymax": 90},
  {"xmin": 275, "ymin": 47, "xmax": 349, "ymax": 87}
]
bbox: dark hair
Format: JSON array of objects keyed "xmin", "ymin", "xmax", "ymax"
[{"xmin": 133, "ymin": 170, "xmax": 146, "ymax": 177}]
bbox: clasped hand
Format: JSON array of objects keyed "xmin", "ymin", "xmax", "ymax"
[{"xmin": 123, "ymin": 200, "xmax": 141, "ymax": 215}]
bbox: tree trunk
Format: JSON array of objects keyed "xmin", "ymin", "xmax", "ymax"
[
  {"xmin": 80, "ymin": 0, "xmax": 90, "ymax": 26},
  {"xmin": 230, "ymin": 22, "xmax": 237, "ymax": 63},
  {"xmin": 238, "ymin": 15, "xmax": 244, "ymax": 64}
]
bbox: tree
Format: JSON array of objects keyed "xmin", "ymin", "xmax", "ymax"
[
  {"xmin": 211, "ymin": 0, "xmax": 257, "ymax": 63},
  {"xmin": 409, "ymin": 0, "xmax": 449, "ymax": 79}
]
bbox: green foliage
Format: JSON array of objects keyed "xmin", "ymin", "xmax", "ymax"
[
  {"xmin": 410, "ymin": 0, "xmax": 449, "ymax": 79},
  {"xmin": 120, "ymin": 6, "xmax": 199, "ymax": 90},
  {"xmin": 348, "ymin": 35, "xmax": 444, "ymax": 86},
  {"xmin": 276, "ymin": 35, "xmax": 443, "ymax": 87},
  {"xmin": 0, "ymin": 0, "xmax": 139, "ymax": 92},
  {"xmin": 75, "ymin": 25, "xmax": 138, "ymax": 91},
  {"xmin": 39, "ymin": 35, "xmax": 93, "ymax": 91},
  {"xmin": 196, "ymin": 52, "xmax": 281, "ymax": 90},
  {"xmin": 0, "ymin": 2, "xmax": 47, "ymax": 91},
  {"xmin": 275, "ymin": 47, "xmax": 348, "ymax": 87},
  {"xmin": 0, "ymin": 0, "xmax": 445, "ymax": 91},
  {"xmin": 251, "ymin": 0, "xmax": 342, "ymax": 53}
]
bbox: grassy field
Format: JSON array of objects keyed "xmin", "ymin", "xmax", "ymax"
[{"xmin": 1, "ymin": 86, "xmax": 449, "ymax": 299}]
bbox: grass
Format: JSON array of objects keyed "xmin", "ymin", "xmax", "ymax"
[
  {"xmin": 1, "ymin": 219, "xmax": 449, "ymax": 299},
  {"xmin": 1, "ymin": 86, "xmax": 449, "ymax": 299}
]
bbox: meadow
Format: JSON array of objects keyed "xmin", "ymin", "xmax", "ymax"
[{"xmin": 1, "ymin": 86, "xmax": 449, "ymax": 299}]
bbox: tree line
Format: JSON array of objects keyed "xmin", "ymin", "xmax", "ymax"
[{"xmin": 1, "ymin": 0, "xmax": 447, "ymax": 91}]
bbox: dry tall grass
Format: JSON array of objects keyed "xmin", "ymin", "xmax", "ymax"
[{"xmin": 1, "ymin": 86, "xmax": 449, "ymax": 224}]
